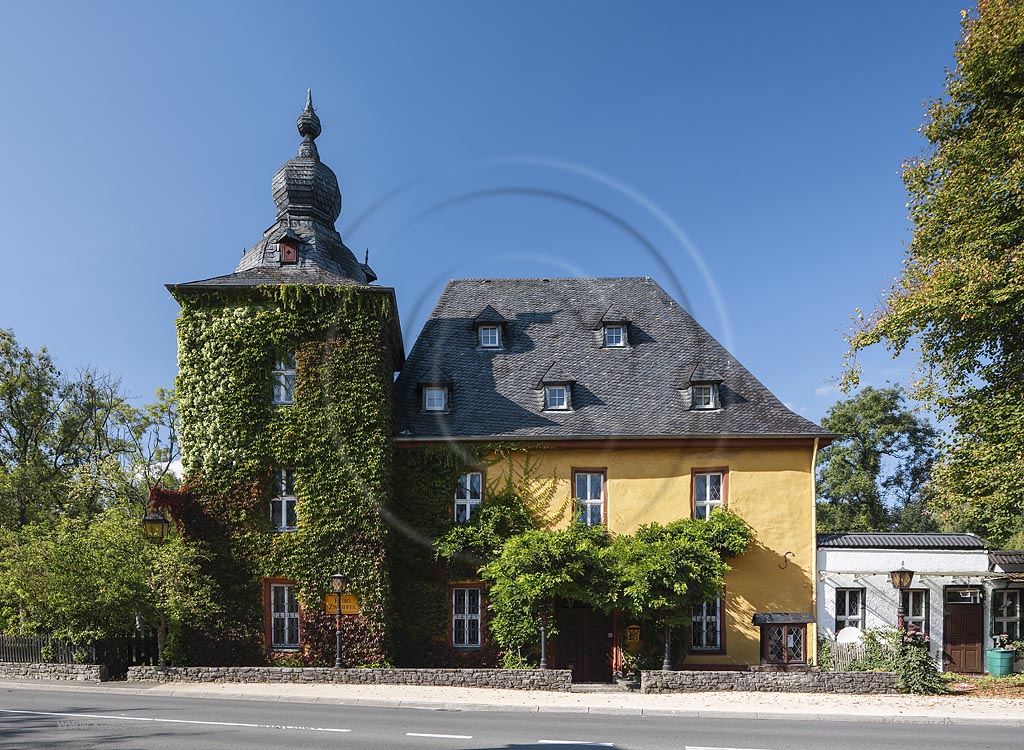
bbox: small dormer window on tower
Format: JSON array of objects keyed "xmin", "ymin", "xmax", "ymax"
[
  {"xmin": 272, "ymin": 353, "xmax": 296, "ymax": 405},
  {"xmin": 279, "ymin": 240, "xmax": 298, "ymax": 265},
  {"xmin": 597, "ymin": 306, "xmax": 630, "ymax": 348},
  {"xmin": 473, "ymin": 305, "xmax": 508, "ymax": 350},
  {"xmin": 544, "ymin": 385, "xmax": 570, "ymax": 410}
]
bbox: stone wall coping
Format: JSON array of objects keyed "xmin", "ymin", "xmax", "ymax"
[
  {"xmin": 639, "ymin": 669, "xmax": 897, "ymax": 694},
  {"xmin": 126, "ymin": 666, "xmax": 573, "ymax": 692},
  {"xmin": 0, "ymin": 662, "xmax": 108, "ymax": 682}
]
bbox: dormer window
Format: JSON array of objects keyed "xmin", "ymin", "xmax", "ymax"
[
  {"xmin": 279, "ymin": 240, "xmax": 298, "ymax": 265},
  {"xmin": 478, "ymin": 325, "xmax": 502, "ymax": 349},
  {"xmin": 692, "ymin": 384, "xmax": 717, "ymax": 409},
  {"xmin": 537, "ymin": 361, "xmax": 574, "ymax": 412},
  {"xmin": 544, "ymin": 385, "xmax": 570, "ymax": 410},
  {"xmin": 272, "ymin": 353, "xmax": 296, "ymax": 405},
  {"xmin": 603, "ymin": 324, "xmax": 626, "ymax": 348},
  {"xmin": 424, "ymin": 386, "xmax": 448, "ymax": 412},
  {"xmin": 473, "ymin": 305, "xmax": 509, "ymax": 350}
]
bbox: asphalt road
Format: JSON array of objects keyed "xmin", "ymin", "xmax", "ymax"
[{"xmin": 0, "ymin": 686, "xmax": 1017, "ymax": 750}]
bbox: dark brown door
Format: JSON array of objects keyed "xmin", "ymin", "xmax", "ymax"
[
  {"xmin": 944, "ymin": 603, "xmax": 983, "ymax": 673},
  {"xmin": 555, "ymin": 607, "xmax": 612, "ymax": 682}
]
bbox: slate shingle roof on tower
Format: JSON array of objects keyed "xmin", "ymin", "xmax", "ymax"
[
  {"xmin": 167, "ymin": 90, "xmax": 374, "ymax": 292},
  {"xmin": 394, "ymin": 277, "xmax": 831, "ymax": 441}
]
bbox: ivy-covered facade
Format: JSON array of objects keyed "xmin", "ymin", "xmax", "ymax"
[{"xmin": 165, "ymin": 93, "xmax": 830, "ymax": 675}]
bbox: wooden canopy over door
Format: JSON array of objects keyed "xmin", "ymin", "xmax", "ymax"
[{"xmin": 944, "ymin": 588, "xmax": 983, "ymax": 674}]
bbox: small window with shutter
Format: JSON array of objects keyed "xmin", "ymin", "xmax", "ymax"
[{"xmin": 280, "ymin": 240, "xmax": 298, "ymax": 265}]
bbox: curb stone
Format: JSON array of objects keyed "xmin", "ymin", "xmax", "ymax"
[{"xmin": 1, "ymin": 680, "xmax": 1022, "ymax": 727}]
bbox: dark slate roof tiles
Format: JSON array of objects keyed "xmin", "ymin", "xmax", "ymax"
[
  {"xmin": 394, "ymin": 277, "xmax": 830, "ymax": 440},
  {"xmin": 817, "ymin": 532, "xmax": 988, "ymax": 550}
]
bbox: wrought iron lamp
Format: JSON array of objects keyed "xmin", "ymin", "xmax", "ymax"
[
  {"xmin": 329, "ymin": 573, "xmax": 348, "ymax": 669},
  {"xmin": 888, "ymin": 564, "xmax": 915, "ymax": 630},
  {"xmin": 142, "ymin": 510, "xmax": 171, "ymax": 543}
]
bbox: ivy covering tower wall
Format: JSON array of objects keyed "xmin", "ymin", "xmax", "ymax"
[{"xmin": 168, "ymin": 284, "xmax": 400, "ymax": 666}]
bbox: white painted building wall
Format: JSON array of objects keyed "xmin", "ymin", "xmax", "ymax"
[{"xmin": 816, "ymin": 547, "xmax": 1018, "ymax": 672}]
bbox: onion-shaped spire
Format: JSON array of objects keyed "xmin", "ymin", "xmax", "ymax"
[{"xmin": 296, "ymin": 89, "xmax": 321, "ymax": 158}]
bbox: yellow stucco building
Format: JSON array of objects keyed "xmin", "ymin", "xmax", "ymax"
[{"xmin": 395, "ymin": 277, "xmax": 829, "ymax": 678}]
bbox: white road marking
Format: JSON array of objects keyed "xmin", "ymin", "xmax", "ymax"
[
  {"xmin": 406, "ymin": 732, "xmax": 473, "ymax": 739},
  {"xmin": 0, "ymin": 708, "xmax": 351, "ymax": 733},
  {"xmin": 538, "ymin": 742, "xmax": 614, "ymax": 747}
]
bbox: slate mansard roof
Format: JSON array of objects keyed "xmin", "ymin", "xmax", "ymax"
[
  {"xmin": 816, "ymin": 532, "xmax": 988, "ymax": 550},
  {"xmin": 394, "ymin": 277, "xmax": 831, "ymax": 441}
]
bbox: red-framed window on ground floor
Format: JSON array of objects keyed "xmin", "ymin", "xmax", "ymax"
[
  {"xmin": 450, "ymin": 583, "xmax": 486, "ymax": 649},
  {"xmin": 691, "ymin": 595, "xmax": 725, "ymax": 654},
  {"xmin": 263, "ymin": 578, "xmax": 300, "ymax": 651}
]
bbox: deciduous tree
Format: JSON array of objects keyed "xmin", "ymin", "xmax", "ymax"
[{"xmin": 843, "ymin": 1, "xmax": 1024, "ymax": 545}]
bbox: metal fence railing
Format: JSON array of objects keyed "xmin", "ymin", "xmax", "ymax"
[
  {"xmin": 0, "ymin": 632, "xmax": 157, "ymax": 678},
  {"xmin": 0, "ymin": 635, "xmax": 77, "ymax": 664}
]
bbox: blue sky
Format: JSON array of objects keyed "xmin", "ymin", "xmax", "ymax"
[{"xmin": 0, "ymin": 1, "xmax": 965, "ymax": 422}]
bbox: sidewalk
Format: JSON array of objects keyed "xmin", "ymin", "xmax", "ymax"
[{"xmin": 4, "ymin": 679, "xmax": 1024, "ymax": 727}]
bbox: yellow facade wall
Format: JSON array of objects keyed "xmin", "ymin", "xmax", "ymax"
[{"xmin": 484, "ymin": 442, "xmax": 818, "ymax": 668}]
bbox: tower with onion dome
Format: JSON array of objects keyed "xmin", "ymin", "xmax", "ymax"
[{"xmin": 163, "ymin": 92, "xmax": 403, "ymax": 666}]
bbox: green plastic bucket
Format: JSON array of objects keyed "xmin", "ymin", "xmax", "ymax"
[{"xmin": 986, "ymin": 648, "xmax": 1015, "ymax": 677}]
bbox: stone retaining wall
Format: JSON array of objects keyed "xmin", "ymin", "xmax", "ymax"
[
  {"xmin": 127, "ymin": 666, "xmax": 573, "ymax": 691},
  {"xmin": 641, "ymin": 669, "xmax": 897, "ymax": 694},
  {"xmin": 0, "ymin": 662, "xmax": 108, "ymax": 682}
]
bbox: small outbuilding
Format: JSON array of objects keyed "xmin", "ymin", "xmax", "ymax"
[{"xmin": 817, "ymin": 532, "xmax": 1024, "ymax": 673}]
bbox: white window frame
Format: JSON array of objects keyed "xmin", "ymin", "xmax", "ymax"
[
  {"xmin": 835, "ymin": 587, "xmax": 865, "ymax": 631},
  {"xmin": 478, "ymin": 325, "xmax": 502, "ymax": 349},
  {"xmin": 693, "ymin": 472, "xmax": 724, "ymax": 520},
  {"xmin": 901, "ymin": 589, "xmax": 929, "ymax": 634},
  {"xmin": 575, "ymin": 471, "xmax": 604, "ymax": 527},
  {"xmin": 993, "ymin": 589, "xmax": 1021, "ymax": 641},
  {"xmin": 692, "ymin": 384, "xmax": 717, "ymax": 409},
  {"xmin": 452, "ymin": 587, "xmax": 482, "ymax": 648},
  {"xmin": 603, "ymin": 324, "xmax": 626, "ymax": 347},
  {"xmin": 270, "ymin": 583, "xmax": 300, "ymax": 650},
  {"xmin": 544, "ymin": 385, "xmax": 570, "ymax": 411},
  {"xmin": 454, "ymin": 471, "xmax": 483, "ymax": 523},
  {"xmin": 272, "ymin": 353, "xmax": 296, "ymax": 405},
  {"xmin": 271, "ymin": 469, "xmax": 297, "ymax": 531},
  {"xmin": 423, "ymin": 386, "xmax": 447, "ymax": 412},
  {"xmin": 692, "ymin": 597, "xmax": 723, "ymax": 651}
]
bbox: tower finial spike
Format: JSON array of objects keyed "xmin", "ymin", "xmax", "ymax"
[{"xmin": 305, "ymin": 88, "xmax": 313, "ymax": 111}]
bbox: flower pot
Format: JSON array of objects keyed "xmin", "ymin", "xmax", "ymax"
[{"xmin": 986, "ymin": 648, "xmax": 1015, "ymax": 677}]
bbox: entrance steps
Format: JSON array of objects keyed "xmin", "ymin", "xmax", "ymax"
[{"xmin": 571, "ymin": 681, "xmax": 639, "ymax": 693}]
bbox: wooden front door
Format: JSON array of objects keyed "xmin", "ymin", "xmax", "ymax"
[
  {"xmin": 554, "ymin": 607, "xmax": 612, "ymax": 682},
  {"xmin": 944, "ymin": 599, "xmax": 983, "ymax": 673}
]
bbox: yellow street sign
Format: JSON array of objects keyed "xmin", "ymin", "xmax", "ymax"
[{"xmin": 325, "ymin": 593, "xmax": 361, "ymax": 615}]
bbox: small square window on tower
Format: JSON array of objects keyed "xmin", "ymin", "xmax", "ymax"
[
  {"xmin": 279, "ymin": 240, "xmax": 298, "ymax": 265},
  {"xmin": 424, "ymin": 386, "xmax": 448, "ymax": 412}
]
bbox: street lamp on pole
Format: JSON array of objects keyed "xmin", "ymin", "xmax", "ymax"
[
  {"xmin": 329, "ymin": 573, "xmax": 348, "ymax": 669},
  {"xmin": 888, "ymin": 564, "xmax": 915, "ymax": 631},
  {"xmin": 141, "ymin": 508, "xmax": 173, "ymax": 668}
]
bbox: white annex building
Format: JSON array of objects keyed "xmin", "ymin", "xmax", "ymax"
[{"xmin": 817, "ymin": 533, "xmax": 1024, "ymax": 674}]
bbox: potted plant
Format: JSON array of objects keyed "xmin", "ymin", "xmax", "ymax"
[{"xmin": 986, "ymin": 633, "xmax": 1018, "ymax": 677}]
